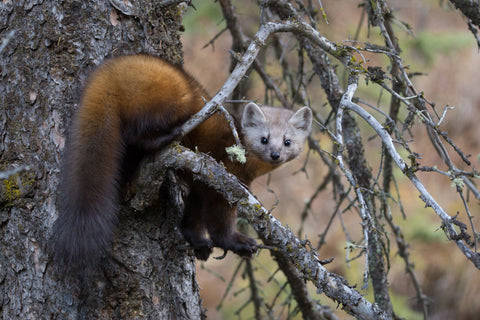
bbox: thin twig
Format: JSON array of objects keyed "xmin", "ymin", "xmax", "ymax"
[{"xmin": 341, "ymin": 81, "xmax": 480, "ymax": 269}]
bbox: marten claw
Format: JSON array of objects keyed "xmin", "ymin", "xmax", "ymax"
[
  {"xmin": 213, "ymin": 249, "xmax": 229, "ymax": 260},
  {"xmin": 235, "ymin": 244, "xmax": 258, "ymax": 258}
]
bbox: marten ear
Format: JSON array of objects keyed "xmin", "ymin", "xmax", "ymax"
[
  {"xmin": 241, "ymin": 103, "xmax": 266, "ymax": 128},
  {"xmin": 289, "ymin": 106, "xmax": 312, "ymax": 133}
]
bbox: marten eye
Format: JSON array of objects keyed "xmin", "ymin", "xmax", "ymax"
[
  {"xmin": 284, "ymin": 139, "xmax": 291, "ymax": 147},
  {"xmin": 261, "ymin": 137, "xmax": 269, "ymax": 145}
]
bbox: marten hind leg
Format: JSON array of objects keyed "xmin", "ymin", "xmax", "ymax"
[
  {"xmin": 204, "ymin": 188, "xmax": 257, "ymax": 258},
  {"xmin": 125, "ymin": 116, "xmax": 187, "ymax": 152},
  {"xmin": 181, "ymin": 182, "xmax": 213, "ymax": 260}
]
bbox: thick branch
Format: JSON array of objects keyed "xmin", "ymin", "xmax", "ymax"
[
  {"xmin": 157, "ymin": 145, "xmax": 390, "ymax": 320},
  {"xmin": 449, "ymin": 0, "xmax": 480, "ymax": 28}
]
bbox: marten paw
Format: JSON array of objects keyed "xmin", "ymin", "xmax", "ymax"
[
  {"xmin": 193, "ymin": 242, "xmax": 214, "ymax": 261},
  {"xmin": 188, "ymin": 239, "xmax": 213, "ymax": 260},
  {"xmin": 182, "ymin": 232, "xmax": 213, "ymax": 260},
  {"xmin": 213, "ymin": 232, "xmax": 258, "ymax": 258}
]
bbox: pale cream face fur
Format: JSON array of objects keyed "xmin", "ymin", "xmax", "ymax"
[{"xmin": 241, "ymin": 103, "xmax": 313, "ymax": 164}]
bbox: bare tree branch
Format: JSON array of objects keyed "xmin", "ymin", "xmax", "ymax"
[
  {"xmin": 157, "ymin": 145, "xmax": 390, "ymax": 320},
  {"xmin": 449, "ymin": 0, "xmax": 480, "ymax": 28},
  {"xmin": 340, "ymin": 79, "xmax": 480, "ymax": 269},
  {"xmin": 179, "ymin": 21, "xmax": 293, "ymax": 138},
  {"xmin": 450, "ymin": 0, "xmax": 480, "ymax": 48},
  {"xmin": 168, "ymin": 1, "xmax": 480, "ymax": 317}
]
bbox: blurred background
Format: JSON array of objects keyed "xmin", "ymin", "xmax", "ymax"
[{"xmin": 180, "ymin": 1, "xmax": 480, "ymax": 318}]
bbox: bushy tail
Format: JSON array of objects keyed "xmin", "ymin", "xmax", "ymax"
[{"xmin": 51, "ymin": 115, "xmax": 124, "ymax": 272}]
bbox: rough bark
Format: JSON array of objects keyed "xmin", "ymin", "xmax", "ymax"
[{"xmin": 0, "ymin": 0, "xmax": 203, "ymax": 319}]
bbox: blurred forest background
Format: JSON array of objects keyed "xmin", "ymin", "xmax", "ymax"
[{"xmin": 179, "ymin": 0, "xmax": 480, "ymax": 319}]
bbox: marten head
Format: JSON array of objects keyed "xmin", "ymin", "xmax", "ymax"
[{"xmin": 241, "ymin": 103, "xmax": 312, "ymax": 164}]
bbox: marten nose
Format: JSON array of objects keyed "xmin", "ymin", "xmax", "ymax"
[{"xmin": 271, "ymin": 152, "xmax": 280, "ymax": 160}]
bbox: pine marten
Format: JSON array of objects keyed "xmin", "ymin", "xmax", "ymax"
[{"xmin": 51, "ymin": 54, "xmax": 312, "ymax": 270}]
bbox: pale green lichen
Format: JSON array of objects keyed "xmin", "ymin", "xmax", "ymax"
[
  {"xmin": 2, "ymin": 176, "xmax": 23, "ymax": 202},
  {"xmin": 225, "ymin": 145, "xmax": 247, "ymax": 164},
  {"xmin": 451, "ymin": 178, "xmax": 465, "ymax": 191},
  {"xmin": 1, "ymin": 171, "xmax": 35, "ymax": 206}
]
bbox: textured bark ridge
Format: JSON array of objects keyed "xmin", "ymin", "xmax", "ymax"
[{"xmin": 0, "ymin": 1, "xmax": 204, "ymax": 318}]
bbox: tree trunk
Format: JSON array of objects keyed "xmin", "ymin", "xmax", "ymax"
[{"xmin": 0, "ymin": 1, "xmax": 204, "ymax": 318}]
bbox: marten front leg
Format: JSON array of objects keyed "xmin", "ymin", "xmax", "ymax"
[
  {"xmin": 204, "ymin": 188, "xmax": 257, "ymax": 258},
  {"xmin": 181, "ymin": 182, "xmax": 213, "ymax": 260}
]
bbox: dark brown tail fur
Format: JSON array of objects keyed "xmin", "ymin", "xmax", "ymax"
[{"xmin": 51, "ymin": 115, "xmax": 125, "ymax": 272}]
